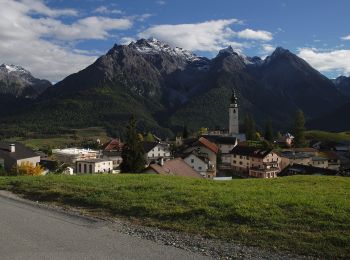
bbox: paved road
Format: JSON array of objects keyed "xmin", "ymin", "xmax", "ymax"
[{"xmin": 0, "ymin": 192, "xmax": 211, "ymax": 260}]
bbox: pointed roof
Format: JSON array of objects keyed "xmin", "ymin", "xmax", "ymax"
[
  {"xmin": 102, "ymin": 139, "xmax": 123, "ymax": 151},
  {"xmin": 231, "ymin": 88, "xmax": 238, "ymax": 104}
]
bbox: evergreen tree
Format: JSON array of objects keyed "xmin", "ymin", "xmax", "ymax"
[
  {"xmin": 264, "ymin": 120, "xmax": 274, "ymax": 142},
  {"xmin": 145, "ymin": 132, "xmax": 155, "ymax": 142},
  {"xmin": 244, "ymin": 114, "xmax": 256, "ymax": 140},
  {"xmin": 293, "ymin": 109, "xmax": 307, "ymax": 148},
  {"xmin": 182, "ymin": 125, "xmax": 189, "ymax": 139},
  {"xmin": 120, "ymin": 115, "xmax": 146, "ymax": 173}
]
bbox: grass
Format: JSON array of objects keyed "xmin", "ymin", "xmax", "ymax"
[
  {"xmin": 5, "ymin": 127, "xmax": 109, "ymax": 150},
  {"xmin": 0, "ymin": 175, "xmax": 349, "ymax": 258},
  {"xmin": 306, "ymin": 130, "xmax": 350, "ymax": 142}
]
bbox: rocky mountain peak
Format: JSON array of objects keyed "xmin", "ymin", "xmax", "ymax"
[{"xmin": 0, "ymin": 64, "xmax": 30, "ymax": 74}]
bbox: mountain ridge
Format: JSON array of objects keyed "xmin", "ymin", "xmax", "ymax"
[{"xmin": 1, "ymin": 39, "xmax": 349, "ymax": 137}]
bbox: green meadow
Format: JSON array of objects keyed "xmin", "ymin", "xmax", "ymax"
[{"xmin": 0, "ymin": 175, "xmax": 349, "ymax": 258}]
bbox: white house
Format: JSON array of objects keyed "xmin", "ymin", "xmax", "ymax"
[
  {"xmin": 76, "ymin": 159, "xmax": 113, "ymax": 174},
  {"xmin": 52, "ymin": 148, "xmax": 99, "ymax": 170},
  {"xmin": 143, "ymin": 141, "xmax": 172, "ymax": 163},
  {"xmin": 183, "ymin": 152, "xmax": 215, "ymax": 178},
  {"xmin": 0, "ymin": 142, "xmax": 40, "ymax": 172},
  {"xmin": 183, "ymin": 137, "xmax": 219, "ymax": 177}
]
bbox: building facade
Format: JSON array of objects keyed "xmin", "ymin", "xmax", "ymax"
[
  {"xmin": 227, "ymin": 145, "xmax": 281, "ymax": 178},
  {"xmin": 76, "ymin": 159, "xmax": 113, "ymax": 174},
  {"xmin": 52, "ymin": 148, "xmax": 99, "ymax": 169}
]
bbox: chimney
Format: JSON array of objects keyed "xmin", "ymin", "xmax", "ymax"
[{"xmin": 9, "ymin": 144, "xmax": 15, "ymax": 153}]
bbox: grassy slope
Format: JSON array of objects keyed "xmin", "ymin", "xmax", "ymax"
[
  {"xmin": 306, "ymin": 130, "xmax": 350, "ymax": 142},
  {"xmin": 4, "ymin": 127, "xmax": 109, "ymax": 150},
  {"xmin": 0, "ymin": 175, "xmax": 349, "ymax": 258}
]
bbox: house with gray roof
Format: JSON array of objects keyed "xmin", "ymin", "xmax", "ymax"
[{"xmin": 0, "ymin": 142, "xmax": 40, "ymax": 171}]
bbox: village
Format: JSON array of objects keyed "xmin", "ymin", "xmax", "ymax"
[{"xmin": 1, "ymin": 89, "xmax": 350, "ymax": 179}]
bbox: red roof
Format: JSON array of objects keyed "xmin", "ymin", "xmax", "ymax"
[
  {"xmin": 102, "ymin": 139, "xmax": 123, "ymax": 151},
  {"xmin": 196, "ymin": 137, "xmax": 219, "ymax": 154},
  {"xmin": 146, "ymin": 158, "xmax": 203, "ymax": 178}
]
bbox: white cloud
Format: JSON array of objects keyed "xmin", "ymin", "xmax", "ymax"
[
  {"xmin": 138, "ymin": 19, "xmax": 272, "ymax": 52},
  {"xmin": 39, "ymin": 16, "xmax": 132, "ymax": 40},
  {"xmin": 156, "ymin": 1, "xmax": 166, "ymax": 5},
  {"xmin": 341, "ymin": 35, "xmax": 350, "ymax": 40},
  {"xmin": 0, "ymin": 0, "xmax": 133, "ymax": 81},
  {"xmin": 93, "ymin": 6, "xmax": 123, "ymax": 15},
  {"xmin": 235, "ymin": 29, "xmax": 273, "ymax": 41},
  {"xmin": 21, "ymin": 0, "xmax": 77, "ymax": 17},
  {"xmin": 261, "ymin": 44, "xmax": 275, "ymax": 54},
  {"xmin": 120, "ymin": 37, "xmax": 136, "ymax": 45},
  {"xmin": 298, "ymin": 48, "xmax": 350, "ymax": 76}
]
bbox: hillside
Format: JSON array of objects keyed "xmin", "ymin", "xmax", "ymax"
[
  {"xmin": 0, "ymin": 39, "xmax": 349, "ymax": 136},
  {"xmin": 0, "ymin": 174, "xmax": 349, "ymax": 258},
  {"xmin": 333, "ymin": 76, "xmax": 350, "ymax": 96}
]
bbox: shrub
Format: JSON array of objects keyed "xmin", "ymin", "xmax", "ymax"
[{"xmin": 11, "ymin": 162, "xmax": 44, "ymax": 176}]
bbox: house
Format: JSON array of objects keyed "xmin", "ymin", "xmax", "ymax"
[
  {"xmin": 52, "ymin": 148, "xmax": 99, "ymax": 170},
  {"xmin": 278, "ymin": 151, "xmax": 313, "ymax": 170},
  {"xmin": 183, "ymin": 151, "xmax": 216, "ymax": 178},
  {"xmin": 0, "ymin": 142, "xmax": 40, "ymax": 172},
  {"xmin": 101, "ymin": 139, "xmax": 123, "ymax": 169},
  {"xmin": 226, "ymin": 145, "xmax": 281, "ymax": 178},
  {"xmin": 76, "ymin": 159, "xmax": 113, "ymax": 174},
  {"xmin": 310, "ymin": 156, "xmax": 328, "ymax": 169},
  {"xmin": 201, "ymin": 135, "xmax": 238, "ymax": 154},
  {"xmin": 319, "ymin": 151, "xmax": 341, "ymax": 171},
  {"xmin": 144, "ymin": 158, "xmax": 202, "ymax": 178},
  {"xmin": 183, "ymin": 137, "xmax": 219, "ymax": 176},
  {"xmin": 276, "ymin": 133, "xmax": 294, "ymax": 147},
  {"xmin": 279, "ymin": 164, "xmax": 338, "ymax": 176},
  {"xmin": 143, "ymin": 141, "xmax": 172, "ymax": 164}
]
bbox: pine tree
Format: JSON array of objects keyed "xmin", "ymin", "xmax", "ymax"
[
  {"xmin": 293, "ymin": 109, "xmax": 307, "ymax": 148},
  {"xmin": 264, "ymin": 120, "xmax": 274, "ymax": 142},
  {"xmin": 120, "ymin": 115, "xmax": 146, "ymax": 173},
  {"xmin": 182, "ymin": 125, "xmax": 189, "ymax": 139},
  {"xmin": 244, "ymin": 114, "xmax": 256, "ymax": 140}
]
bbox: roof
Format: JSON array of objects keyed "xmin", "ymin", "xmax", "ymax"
[
  {"xmin": 0, "ymin": 142, "xmax": 38, "ymax": 160},
  {"xmin": 201, "ymin": 135, "xmax": 237, "ymax": 145},
  {"xmin": 230, "ymin": 145, "xmax": 273, "ymax": 158},
  {"xmin": 288, "ymin": 148, "xmax": 317, "ymax": 153},
  {"xmin": 143, "ymin": 141, "xmax": 159, "ymax": 153},
  {"xmin": 146, "ymin": 158, "xmax": 202, "ymax": 178},
  {"xmin": 102, "ymin": 139, "xmax": 123, "ymax": 151},
  {"xmin": 76, "ymin": 159, "xmax": 112, "ymax": 163},
  {"xmin": 183, "ymin": 151, "xmax": 210, "ymax": 164},
  {"xmin": 185, "ymin": 137, "xmax": 219, "ymax": 154},
  {"xmin": 319, "ymin": 151, "xmax": 340, "ymax": 160}
]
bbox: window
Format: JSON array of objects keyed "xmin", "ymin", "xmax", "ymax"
[
  {"xmin": 158, "ymin": 147, "xmax": 160, "ymax": 151},
  {"xmin": 89, "ymin": 164, "xmax": 93, "ymax": 174},
  {"xmin": 239, "ymin": 161, "xmax": 243, "ymax": 165},
  {"xmin": 198, "ymin": 166, "xmax": 202, "ymax": 170},
  {"xmin": 78, "ymin": 163, "xmax": 81, "ymax": 173},
  {"xmin": 84, "ymin": 164, "xmax": 87, "ymax": 173},
  {"xmin": 191, "ymin": 159, "xmax": 194, "ymax": 163},
  {"xmin": 240, "ymin": 156, "xmax": 243, "ymax": 159},
  {"xmin": 233, "ymin": 109, "xmax": 236, "ymax": 113}
]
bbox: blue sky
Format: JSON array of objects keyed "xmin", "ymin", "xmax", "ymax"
[{"xmin": 0, "ymin": 0, "xmax": 349, "ymax": 81}]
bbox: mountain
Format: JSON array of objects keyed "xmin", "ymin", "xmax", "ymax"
[
  {"xmin": 170, "ymin": 47, "xmax": 348, "ymax": 131},
  {"xmin": 308, "ymin": 102, "xmax": 350, "ymax": 131},
  {"xmin": 0, "ymin": 64, "xmax": 51, "ymax": 98},
  {"xmin": 333, "ymin": 76, "xmax": 350, "ymax": 96},
  {"xmin": 0, "ymin": 39, "xmax": 349, "ymax": 137}
]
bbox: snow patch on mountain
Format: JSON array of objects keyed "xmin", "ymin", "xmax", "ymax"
[
  {"xmin": 132, "ymin": 38, "xmax": 202, "ymax": 63},
  {"xmin": 0, "ymin": 64, "xmax": 29, "ymax": 74}
]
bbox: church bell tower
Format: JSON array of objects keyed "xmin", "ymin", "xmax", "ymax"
[{"xmin": 229, "ymin": 88, "xmax": 239, "ymax": 135}]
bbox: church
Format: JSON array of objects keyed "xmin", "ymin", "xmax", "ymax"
[{"xmin": 206, "ymin": 88, "xmax": 246, "ymax": 142}]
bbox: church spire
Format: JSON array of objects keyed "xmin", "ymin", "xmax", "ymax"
[{"xmin": 231, "ymin": 88, "xmax": 237, "ymax": 104}]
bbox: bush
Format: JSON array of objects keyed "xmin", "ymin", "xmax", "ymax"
[{"xmin": 11, "ymin": 162, "xmax": 44, "ymax": 176}]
